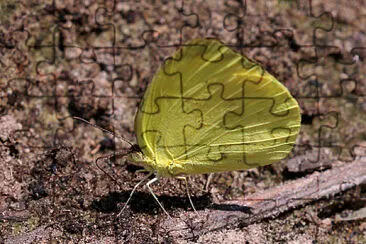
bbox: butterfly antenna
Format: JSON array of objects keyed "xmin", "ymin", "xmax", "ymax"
[
  {"xmin": 95, "ymin": 151, "xmax": 130, "ymax": 183},
  {"xmin": 73, "ymin": 116, "xmax": 133, "ymax": 147}
]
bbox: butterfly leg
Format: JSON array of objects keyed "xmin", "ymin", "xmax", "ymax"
[
  {"xmin": 117, "ymin": 171, "xmax": 153, "ymax": 217},
  {"xmin": 145, "ymin": 177, "xmax": 171, "ymax": 218},
  {"xmin": 176, "ymin": 176, "xmax": 198, "ymax": 214},
  {"xmin": 205, "ymin": 173, "xmax": 214, "ymax": 192},
  {"xmin": 135, "ymin": 168, "xmax": 150, "ymax": 174}
]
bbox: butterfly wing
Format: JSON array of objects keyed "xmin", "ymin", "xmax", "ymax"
[{"xmin": 135, "ymin": 39, "xmax": 301, "ymax": 175}]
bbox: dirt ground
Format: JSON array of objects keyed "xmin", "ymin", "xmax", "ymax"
[{"xmin": 1, "ymin": 0, "xmax": 365, "ymax": 243}]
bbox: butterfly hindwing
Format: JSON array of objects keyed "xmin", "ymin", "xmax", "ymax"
[{"xmin": 135, "ymin": 39, "xmax": 301, "ymax": 175}]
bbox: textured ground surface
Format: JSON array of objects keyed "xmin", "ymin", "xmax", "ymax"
[{"xmin": 1, "ymin": 0, "xmax": 365, "ymax": 243}]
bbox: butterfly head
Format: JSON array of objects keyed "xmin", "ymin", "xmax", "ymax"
[{"xmin": 128, "ymin": 151, "xmax": 153, "ymax": 171}]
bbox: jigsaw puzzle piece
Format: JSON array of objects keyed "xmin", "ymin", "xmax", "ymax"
[
  {"xmin": 182, "ymin": 84, "xmax": 243, "ymax": 162},
  {"xmin": 222, "ymin": 67, "xmax": 300, "ymax": 166},
  {"xmin": 224, "ymin": 97, "xmax": 298, "ymax": 167},
  {"xmin": 137, "ymin": 40, "xmax": 224, "ymax": 112},
  {"xmin": 112, "ymin": 47, "xmax": 166, "ymax": 98},
  {"xmin": 180, "ymin": 75, "xmax": 299, "ymax": 169},
  {"xmin": 174, "ymin": 1, "xmax": 242, "ymax": 46},
  {"xmin": 225, "ymin": 1, "xmax": 333, "ymax": 48},
  {"xmin": 0, "ymin": 29, "xmax": 31, "ymax": 77},
  {"xmin": 32, "ymin": 27, "xmax": 85, "ymax": 76},
  {"xmin": 297, "ymin": 87, "xmax": 334, "ymax": 165},
  {"xmin": 112, "ymin": 63, "xmax": 138, "ymax": 97},
  {"xmin": 313, "ymin": 3, "xmax": 366, "ymax": 62},
  {"xmin": 318, "ymin": 81, "xmax": 366, "ymax": 161},
  {"xmin": 6, "ymin": 77, "xmax": 59, "ymax": 148},
  {"xmin": 23, "ymin": 8, "xmax": 113, "ymax": 73},
  {"xmin": 3, "ymin": 78, "xmax": 30, "ymax": 116},
  {"xmin": 156, "ymin": 39, "xmax": 263, "ymax": 103},
  {"xmin": 55, "ymin": 78, "xmax": 111, "ymax": 119},
  {"xmin": 136, "ymin": 97, "xmax": 202, "ymax": 160},
  {"xmin": 90, "ymin": 1, "xmax": 160, "ymax": 48},
  {"xmin": 297, "ymin": 70, "xmax": 365, "ymax": 162},
  {"xmin": 282, "ymin": 1, "xmax": 334, "ymax": 47},
  {"xmin": 299, "ymin": 103, "xmax": 340, "ymax": 163},
  {"xmin": 298, "ymin": 56, "xmax": 360, "ymax": 97}
]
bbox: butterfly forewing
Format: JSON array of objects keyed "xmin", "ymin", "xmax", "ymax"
[{"xmin": 135, "ymin": 39, "xmax": 301, "ymax": 176}]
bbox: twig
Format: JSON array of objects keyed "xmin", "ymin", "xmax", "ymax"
[{"xmin": 162, "ymin": 159, "xmax": 366, "ymax": 239}]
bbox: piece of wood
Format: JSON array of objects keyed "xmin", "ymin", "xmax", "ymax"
[{"xmin": 162, "ymin": 159, "xmax": 366, "ymax": 239}]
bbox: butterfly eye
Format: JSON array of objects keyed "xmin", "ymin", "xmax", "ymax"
[{"xmin": 129, "ymin": 152, "xmax": 143, "ymax": 162}]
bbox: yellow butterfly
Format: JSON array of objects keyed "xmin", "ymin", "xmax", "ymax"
[{"xmin": 76, "ymin": 38, "xmax": 301, "ymax": 217}]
